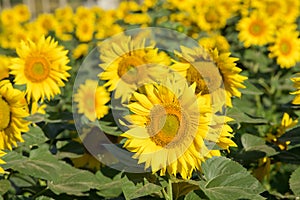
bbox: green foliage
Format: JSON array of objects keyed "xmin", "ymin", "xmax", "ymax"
[
  {"xmin": 290, "ymin": 167, "xmax": 300, "ymax": 197},
  {"xmin": 199, "ymin": 157, "xmax": 265, "ymax": 200}
]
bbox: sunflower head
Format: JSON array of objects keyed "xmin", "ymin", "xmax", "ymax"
[
  {"xmin": 0, "ymin": 80, "xmax": 30, "ymax": 150},
  {"xmin": 10, "ymin": 36, "xmax": 71, "ymax": 102},
  {"xmin": 98, "ymin": 35, "xmax": 170, "ymax": 102}
]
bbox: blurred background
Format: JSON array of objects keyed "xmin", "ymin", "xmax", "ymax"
[{"xmin": 0, "ymin": 0, "xmax": 124, "ymax": 16}]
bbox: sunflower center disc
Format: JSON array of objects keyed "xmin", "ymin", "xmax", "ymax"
[
  {"xmin": 148, "ymin": 105, "xmax": 182, "ymax": 147},
  {"xmin": 249, "ymin": 22, "xmax": 263, "ymax": 36},
  {"xmin": 25, "ymin": 58, "xmax": 50, "ymax": 83},
  {"xmin": 187, "ymin": 61, "xmax": 222, "ymax": 94},
  {"xmin": 118, "ymin": 55, "xmax": 144, "ymax": 84},
  {"xmin": 0, "ymin": 97, "xmax": 10, "ymax": 130},
  {"xmin": 279, "ymin": 40, "xmax": 291, "ymax": 55}
]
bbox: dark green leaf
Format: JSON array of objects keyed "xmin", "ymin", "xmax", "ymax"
[
  {"xmin": 172, "ymin": 180, "xmax": 199, "ymax": 200},
  {"xmin": 241, "ymin": 134, "xmax": 277, "ymax": 156},
  {"xmin": 199, "ymin": 157, "xmax": 265, "ymax": 200}
]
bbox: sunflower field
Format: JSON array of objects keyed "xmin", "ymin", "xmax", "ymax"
[{"xmin": 0, "ymin": 0, "xmax": 300, "ymax": 199}]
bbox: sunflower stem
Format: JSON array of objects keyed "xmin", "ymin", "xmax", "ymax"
[{"xmin": 167, "ymin": 178, "xmax": 173, "ymax": 200}]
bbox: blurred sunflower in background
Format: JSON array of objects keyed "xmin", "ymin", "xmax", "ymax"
[
  {"xmin": 268, "ymin": 25, "xmax": 300, "ymax": 69},
  {"xmin": 0, "ymin": 80, "xmax": 30, "ymax": 150},
  {"xmin": 74, "ymin": 79, "xmax": 110, "ymax": 121},
  {"xmin": 236, "ymin": 11, "xmax": 275, "ymax": 48}
]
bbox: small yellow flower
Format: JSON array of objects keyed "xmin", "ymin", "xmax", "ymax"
[
  {"xmin": 74, "ymin": 80, "xmax": 110, "ymax": 121},
  {"xmin": 75, "ymin": 20, "xmax": 95, "ymax": 42},
  {"xmin": 72, "ymin": 44, "xmax": 89, "ymax": 60}
]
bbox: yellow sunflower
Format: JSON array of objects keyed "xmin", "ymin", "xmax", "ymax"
[
  {"xmin": 75, "ymin": 20, "xmax": 95, "ymax": 42},
  {"xmin": 171, "ymin": 46, "xmax": 247, "ymax": 107},
  {"xmin": 10, "ymin": 36, "xmax": 71, "ymax": 102},
  {"xmin": 122, "ymin": 78, "xmax": 236, "ymax": 179},
  {"xmin": 74, "ymin": 80, "xmax": 110, "ymax": 121},
  {"xmin": 268, "ymin": 26, "xmax": 300, "ymax": 68},
  {"xmin": 122, "ymin": 79, "xmax": 210, "ymax": 179},
  {"xmin": 194, "ymin": 1, "xmax": 231, "ymax": 32},
  {"xmin": 236, "ymin": 11, "xmax": 275, "ymax": 48},
  {"xmin": 13, "ymin": 4, "xmax": 31, "ymax": 23},
  {"xmin": 98, "ymin": 35, "xmax": 170, "ymax": 102},
  {"xmin": 0, "ymin": 80, "xmax": 30, "ymax": 150},
  {"xmin": 0, "ymin": 150, "xmax": 5, "ymax": 173},
  {"xmin": 290, "ymin": 74, "xmax": 300, "ymax": 105}
]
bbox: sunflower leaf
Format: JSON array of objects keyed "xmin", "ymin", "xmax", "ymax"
[
  {"xmin": 290, "ymin": 167, "xmax": 300, "ymax": 197},
  {"xmin": 199, "ymin": 157, "xmax": 265, "ymax": 200},
  {"xmin": 227, "ymin": 107, "xmax": 268, "ymax": 124},
  {"xmin": 122, "ymin": 177, "xmax": 162, "ymax": 200},
  {"xmin": 0, "ymin": 179, "xmax": 10, "ymax": 195}
]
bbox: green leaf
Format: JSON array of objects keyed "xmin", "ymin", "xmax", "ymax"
[
  {"xmin": 227, "ymin": 107, "xmax": 268, "ymax": 124},
  {"xmin": 290, "ymin": 167, "xmax": 300, "ymax": 197},
  {"xmin": 98, "ymin": 121, "xmax": 122, "ymax": 136},
  {"xmin": 3, "ymin": 148, "xmax": 100, "ymax": 196},
  {"xmin": 21, "ymin": 126, "xmax": 48, "ymax": 148},
  {"xmin": 241, "ymin": 134, "xmax": 277, "ymax": 156},
  {"xmin": 199, "ymin": 157, "xmax": 265, "ymax": 200},
  {"xmin": 241, "ymin": 80, "xmax": 263, "ymax": 95},
  {"xmin": 172, "ymin": 180, "xmax": 199, "ymax": 200},
  {"xmin": 95, "ymin": 171, "xmax": 124, "ymax": 198},
  {"xmin": 122, "ymin": 177, "xmax": 162, "ymax": 200},
  {"xmin": 184, "ymin": 191, "xmax": 206, "ymax": 200},
  {"xmin": 35, "ymin": 196, "xmax": 55, "ymax": 200},
  {"xmin": 48, "ymin": 170, "xmax": 99, "ymax": 196},
  {"xmin": 0, "ymin": 179, "xmax": 10, "ymax": 195}
]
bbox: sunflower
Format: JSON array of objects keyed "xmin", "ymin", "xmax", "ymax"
[
  {"xmin": 0, "ymin": 150, "xmax": 5, "ymax": 173},
  {"xmin": 290, "ymin": 74, "xmax": 300, "ymax": 105},
  {"xmin": 236, "ymin": 11, "xmax": 275, "ymax": 48},
  {"xmin": 194, "ymin": 1, "xmax": 231, "ymax": 32},
  {"xmin": 74, "ymin": 80, "xmax": 110, "ymax": 121},
  {"xmin": 75, "ymin": 20, "xmax": 95, "ymax": 42},
  {"xmin": 0, "ymin": 80, "xmax": 30, "ymax": 150},
  {"xmin": 98, "ymin": 35, "xmax": 170, "ymax": 102},
  {"xmin": 268, "ymin": 26, "xmax": 300, "ymax": 68},
  {"xmin": 171, "ymin": 46, "xmax": 247, "ymax": 107},
  {"xmin": 122, "ymin": 79, "xmax": 210, "ymax": 179},
  {"xmin": 122, "ymin": 78, "xmax": 236, "ymax": 179},
  {"xmin": 10, "ymin": 36, "xmax": 71, "ymax": 102}
]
